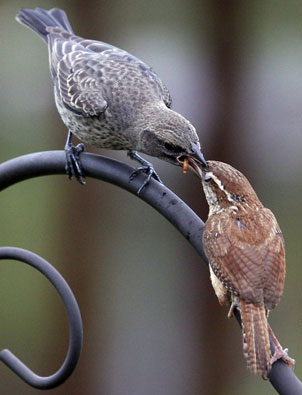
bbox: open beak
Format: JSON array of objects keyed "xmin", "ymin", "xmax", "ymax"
[
  {"xmin": 189, "ymin": 143, "xmax": 207, "ymax": 168},
  {"xmin": 177, "ymin": 143, "xmax": 207, "ymax": 178}
]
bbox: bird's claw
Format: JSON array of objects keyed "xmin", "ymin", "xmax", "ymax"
[
  {"xmin": 128, "ymin": 150, "xmax": 162, "ymax": 194},
  {"xmin": 270, "ymin": 348, "xmax": 296, "ymax": 370},
  {"xmin": 267, "ymin": 322, "xmax": 296, "ymax": 371},
  {"xmin": 65, "ymin": 143, "xmax": 85, "ymax": 184},
  {"xmin": 227, "ymin": 297, "xmax": 240, "ymax": 318},
  {"xmin": 130, "ymin": 165, "xmax": 162, "ymax": 194}
]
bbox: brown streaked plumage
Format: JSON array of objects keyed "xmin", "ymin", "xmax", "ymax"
[{"xmin": 200, "ymin": 160, "xmax": 291, "ymax": 376}]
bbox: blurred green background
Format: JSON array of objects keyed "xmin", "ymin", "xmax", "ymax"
[{"xmin": 0, "ymin": 0, "xmax": 301, "ymax": 394}]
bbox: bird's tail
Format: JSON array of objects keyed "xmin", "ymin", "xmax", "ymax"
[
  {"xmin": 16, "ymin": 8, "xmax": 74, "ymax": 43},
  {"xmin": 240, "ymin": 301, "xmax": 271, "ymax": 376}
]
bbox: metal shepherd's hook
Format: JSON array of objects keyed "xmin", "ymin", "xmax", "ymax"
[{"xmin": 0, "ymin": 247, "xmax": 83, "ymax": 389}]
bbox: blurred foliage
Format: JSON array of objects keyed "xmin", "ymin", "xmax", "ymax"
[{"xmin": 0, "ymin": 0, "xmax": 301, "ymax": 394}]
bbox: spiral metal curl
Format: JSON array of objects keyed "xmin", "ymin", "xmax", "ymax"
[{"xmin": 0, "ymin": 247, "xmax": 83, "ymax": 389}]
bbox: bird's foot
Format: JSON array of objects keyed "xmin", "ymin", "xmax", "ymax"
[
  {"xmin": 267, "ymin": 323, "xmax": 295, "ymax": 369},
  {"xmin": 227, "ymin": 297, "xmax": 240, "ymax": 318},
  {"xmin": 129, "ymin": 165, "xmax": 161, "ymax": 194},
  {"xmin": 271, "ymin": 347, "xmax": 295, "ymax": 369},
  {"xmin": 128, "ymin": 151, "xmax": 162, "ymax": 194},
  {"xmin": 65, "ymin": 138, "xmax": 85, "ymax": 184}
]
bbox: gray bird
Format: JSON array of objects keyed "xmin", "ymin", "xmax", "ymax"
[{"xmin": 16, "ymin": 7, "xmax": 206, "ymax": 192}]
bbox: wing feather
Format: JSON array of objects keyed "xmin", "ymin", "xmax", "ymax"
[{"xmin": 203, "ymin": 208, "xmax": 286, "ymax": 308}]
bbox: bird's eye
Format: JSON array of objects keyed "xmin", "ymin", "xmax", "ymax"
[
  {"xmin": 204, "ymin": 173, "xmax": 211, "ymax": 182},
  {"xmin": 164, "ymin": 142, "xmax": 183, "ymax": 153},
  {"xmin": 164, "ymin": 142, "xmax": 174, "ymax": 151}
]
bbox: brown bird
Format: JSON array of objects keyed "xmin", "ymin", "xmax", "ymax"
[{"xmin": 196, "ymin": 160, "xmax": 294, "ymax": 376}]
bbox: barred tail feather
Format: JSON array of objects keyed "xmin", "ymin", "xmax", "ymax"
[
  {"xmin": 16, "ymin": 8, "xmax": 74, "ymax": 43},
  {"xmin": 240, "ymin": 301, "xmax": 271, "ymax": 376}
]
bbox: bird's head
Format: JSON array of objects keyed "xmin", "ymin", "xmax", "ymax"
[
  {"xmin": 137, "ymin": 108, "xmax": 207, "ymax": 171},
  {"xmin": 200, "ymin": 160, "xmax": 262, "ymax": 214}
]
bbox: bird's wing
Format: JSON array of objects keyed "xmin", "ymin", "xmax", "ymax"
[
  {"xmin": 260, "ymin": 209, "xmax": 286, "ymax": 309},
  {"xmin": 47, "ymin": 28, "xmax": 171, "ymax": 114},
  {"xmin": 56, "ymin": 50, "xmax": 108, "ymax": 116},
  {"xmin": 46, "ymin": 32, "xmax": 107, "ymax": 116},
  {"xmin": 159, "ymin": 81, "xmax": 172, "ymax": 108},
  {"xmin": 71, "ymin": 37, "xmax": 172, "ymax": 107},
  {"xmin": 203, "ymin": 209, "xmax": 286, "ymax": 307}
]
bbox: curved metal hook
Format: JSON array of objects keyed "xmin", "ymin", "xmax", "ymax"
[
  {"xmin": 0, "ymin": 247, "xmax": 83, "ymax": 389},
  {"xmin": 0, "ymin": 151, "xmax": 301, "ymax": 394}
]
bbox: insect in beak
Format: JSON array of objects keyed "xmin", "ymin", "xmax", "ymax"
[
  {"xmin": 182, "ymin": 157, "xmax": 189, "ymax": 173},
  {"xmin": 177, "ymin": 156, "xmax": 203, "ymax": 177}
]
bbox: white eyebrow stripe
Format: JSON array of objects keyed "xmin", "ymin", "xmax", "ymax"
[{"xmin": 206, "ymin": 172, "xmax": 235, "ymax": 203}]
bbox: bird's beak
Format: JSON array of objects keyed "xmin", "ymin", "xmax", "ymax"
[
  {"xmin": 177, "ymin": 143, "xmax": 207, "ymax": 177},
  {"xmin": 189, "ymin": 143, "xmax": 207, "ymax": 168}
]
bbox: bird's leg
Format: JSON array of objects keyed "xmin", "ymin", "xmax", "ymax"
[
  {"xmin": 127, "ymin": 150, "xmax": 162, "ymax": 194},
  {"xmin": 227, "ymin": 296, "xmax": 240, "ymax": 318},
  {"xmin": 64, "ymin": 130, "xmax": 86, "ymax": 184},
  {"xmin": 268, "ymin": 323, "xmax": 295, "ymax": 369}
]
